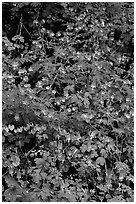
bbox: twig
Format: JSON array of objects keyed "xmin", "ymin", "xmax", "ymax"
[
  {"xmin": 19, "ymin": 14, "xmax": 23, "ymax": 36},
  {"xmin": 49, "ymin": 72, "xmax": 59, "ymax": 89},
  {"xmin": 2, "ymin": 170, "xmax": 9, "ymax": 177},
  {"xmin": 22, "ymin": 24, "xmax": 31, "ymax": 37}
]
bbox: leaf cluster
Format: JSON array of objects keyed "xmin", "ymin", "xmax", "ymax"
[{"xmin": 2, "ymin": 2, "xmax": 134, "ymax": 202}]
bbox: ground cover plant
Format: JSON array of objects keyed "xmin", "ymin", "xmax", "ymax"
[{"xmin": 2, "ymin": 2, "xmax": 134, "ymax": 202}]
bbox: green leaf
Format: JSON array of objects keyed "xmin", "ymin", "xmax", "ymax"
[
  {"xmin": 81, "ymin": 113, "xmax": 94, "ymax": 123},
  {"xmin": 8, "ymin": 124, "xmax": 14, "ymax": 131},
  {"xmin": 100, "ymin": 149, "xmax": 108, "ymax": 158},
  {"xmin": 5, "ymin": 176, "xmax": 22, "ymax": 189},
  {"xmin": 90, "ymin": 151, "xmax": 98, "ymax": 158},
  {"xmin": 34, "ymin": 158, "xmax": 45, "ymax": 166},
  {"xmin": 84, "ymin": 97, "xmax": 90, "ymax": 108},
  {"xmin": 11, "ymin": 155, "xmax": 20, "ymax": 167},
  {"xmin": 96, "ymin": 157, "xmax": 105, "ymax": 166},
  {"xmin": 80, "ymin": 144, "xmax": 87, "ymax": 152},
  {"xmin": 71, "ymin": 94, "xmax": 78, "ymax": 103},
  {"xmin": 40, "ymin": 186, "xmax": 50, "ymax": 199}
]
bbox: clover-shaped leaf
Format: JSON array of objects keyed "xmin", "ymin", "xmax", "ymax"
[{"xmin": 96, "ymin": 157, "xmax": 105, "ymax": 166}]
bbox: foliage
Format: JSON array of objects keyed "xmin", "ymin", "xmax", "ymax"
[{"xmin": 2, "ymin": 2, "xmax": 134, "ymax": 202}]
